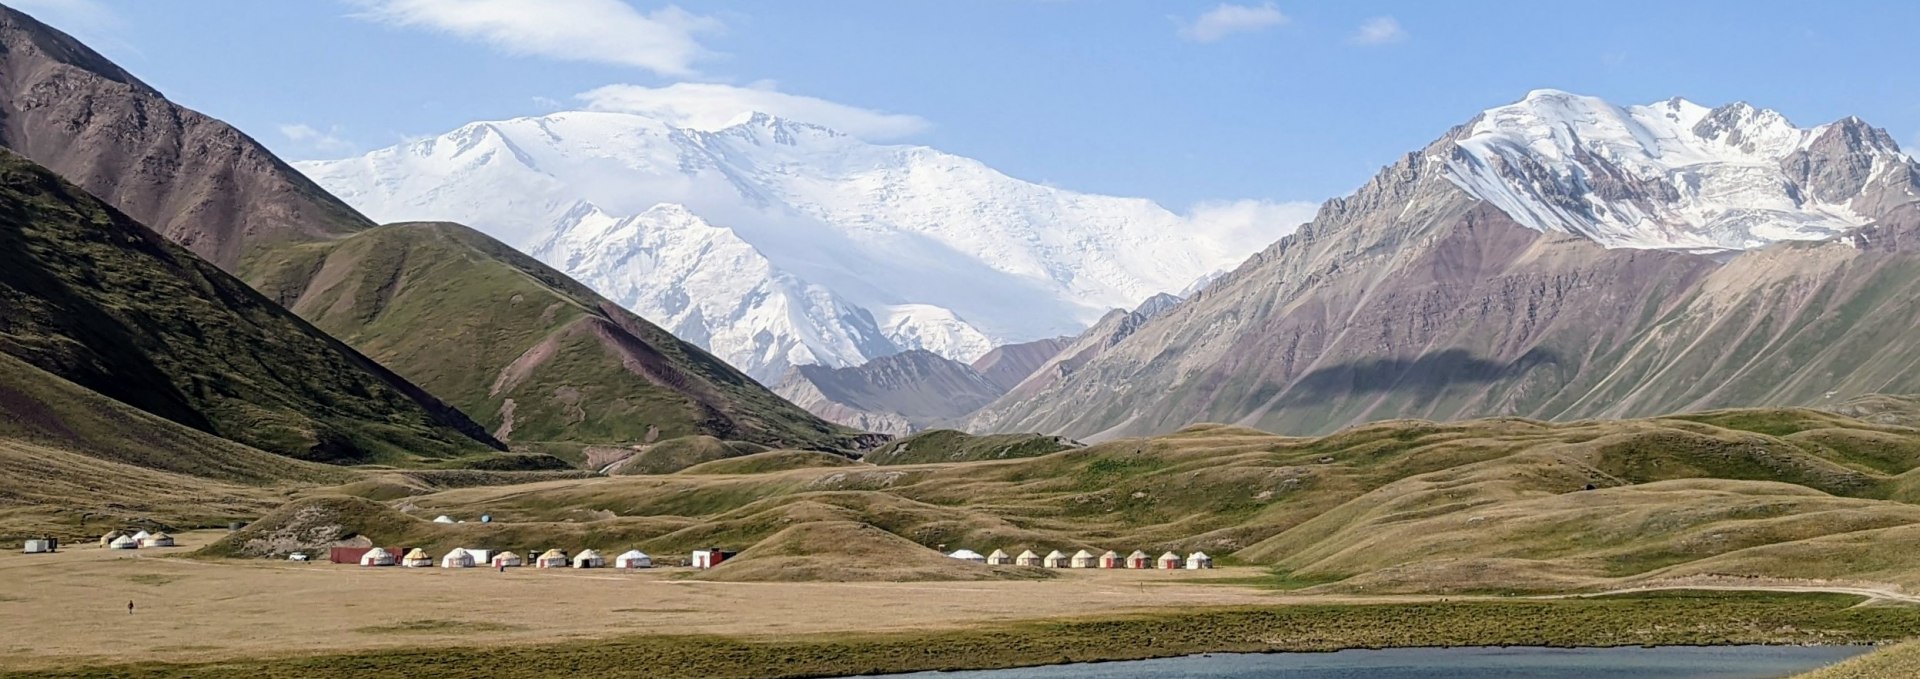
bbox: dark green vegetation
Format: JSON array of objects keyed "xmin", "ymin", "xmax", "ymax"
[
  {"xmin": 864, "ymin": 429, "xmax": 1079, "ymax": 465},
  {"xmin": 14, "ymin": 592, "xmax": 1914, "ymax": 678},
  {"xmin": 0, "ymin": 151, "xmax": 497, "ymax": 464},
  {"xmin": 248, "ymin": 223, "xmax": 862, "ymax": 453}
]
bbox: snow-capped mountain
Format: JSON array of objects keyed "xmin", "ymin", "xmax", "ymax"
[
  {"xmin": 297, "ymin": 111, "xmax": 1300, "ymax": 380},
  {"xmin": 1444, "ymin": 89, "xmax": 1908, "ymax": 252}
]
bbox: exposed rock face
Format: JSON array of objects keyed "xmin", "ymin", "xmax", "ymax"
[
  {"xmin": 968, "ymin": 294, "xmax": 1186, "ymax": 432},
  {"xmin": 978, "ymin": 93, "xmax": 1920, "ymax": 440},
  {"xmin": 970, "ymin": 337, "xmax": 1071, "ymax": 393},
  {"xmin": 775, "ymin": 350, "xmax": 1004, "ymax": 436},
  {"xmin": 0, "ymin": 5, "xmax": 370, "ymax": 271}
]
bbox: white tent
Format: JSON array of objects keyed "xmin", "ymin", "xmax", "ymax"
[
  {"xmin": 1070, "ymin": 549, "xmax": 1098, "ymax": 569},
  {"xmin": 433, "ymin": 515, "xmax": 455, "ymax": 524},
  {"xmin": 614, "ymin": 550, "xmax": 652, "ymax": 569},
  {"xmin": 573, "ymin": 549, "xmax": 606, "ymax": 569},
  {"xmin": 141, "ymin": 532, "xmax": 175, "ymax": 548},
  {"xmin": 402, "ymin": 548, "xmax": 434, "ymax": 567},
  {"xmin": 986, "ymin": 549, "xmax": 1013, "ymax": 565},
  {"xmin": 1156, "ymin": 552, "xmax": 1182, "ymax": 569},
  {"xmin": 1185, "ymin": 551, "xmax": 1213, "ymax": 570},
  {"xmin": 130, "ymin": 530, "xmax": 152, "ymax": 544},
  {"xmin": 360, "ymin": 547, "xmax": 396, "ymax": 566},
  {"xmin": 109, "ymin": 535, "xmax": 137, "ymax": 550},
  {"xmin": 1126, "ymin": 550, "xmax": 1152, "ymax": 569},
  {"xmin": 1099, "ymin": 550, "xmax": 1122, "ymax": 568},
  {"xmin": 1043, "ymin": 550, "xmax": 1070, "ymax": 568},
  {"xmin": 460, "ymin": 549, "xmax": 492, "ymax": 564},
  {"xmin": 491, "ymin": 551, "xmax": 524, "ymax": 568},
  {"xmin": 1015, "ymin": 550, "xmax": 1042, "ymax": 567},
  {"xmin": 536, "ymin": 549, "xmax": 569, "ymax": 568},
  {"xmin": 440, "ymin": 549, "xmax": 476, "ymax": 568},
  {"xmin": 948, "ymin": 549, "xmax": 987, "ymax": 563},
  {"xmin": 99, "ymin": 531, "xmax": 123, "ymax": 548}
]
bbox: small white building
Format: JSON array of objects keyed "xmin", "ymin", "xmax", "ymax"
[
  {"xmin": 22, "ymin": 539, "xmax": 53, "ymax": 554},
  {"xmin": 691, "ymin": 548, "xmax": 735, "ymax": 569},
  {"xmin": 614, "ymin": 550, "xmax": 653, "ymax": 569},
  {"xmin": 1185, "ymin": 551, "xmax": 1213, "ymax": 570},
  {"xmin": 986, "ymin": 549, "xmax": 1013, "ymax": 565},
  {"xmin": 108, "ymin": 535, "xmax": 138, "ymax": 550},
  {"xmin": 1070, "ymin": 550, "xmax": 1098, "ymax": 569},
  {"xmin": 1156, "ymin": 552, "xmax": 1182, "ymax": 569},
  {"xmin": 1043, "ymin": 550, "xmax": 1070, "ymax": 568},
  {"xmin": 1015, "ymin": 550, "xmax": 1043, "ymax": 567},
  {"xmin": 402, "ymin": 548, "xmax": 434, "ymax": 568},
  {"xmin": 947, "ymin": 549, "xmax": 987, "ymax": 563},
  {"xmin": 491, "ymin": 551, "xmax": 524, "ymax": 568},
  {"xmin": 360, "ymin": 547, "xmax": 397, "ymax": 566},
  {"xmin": 440, "ymin": 549, "xmax": 476, "ymax": 568},
  {"xmin": 572, "ymin": 549, "xmax": 606, "ymax": 569},
  {"xmin": 141, "ymin": 532, "xmax": 175, "ymax": 548}
]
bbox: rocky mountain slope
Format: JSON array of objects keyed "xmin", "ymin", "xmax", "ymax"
[
  {"xmin": 0, "ymin": 149, "xmax": 499, "ymax": 462},
  {"xmin": 0, "ymin": 5, "xmax": 853, "ymax": 451},
  {"xmin": 970, "ymin": 337, "xmax": 1072, "ymax": 392},
  {"xmin": 297, "ymin": 111, "xmax": 1300, "ymax": 380},
  {"xmin": 773, "ymin": 350, "xmax": 1006, "ymax": 436},
  {"xmin": 980, "ymin": 91, "xmax": 1920, "ymax": 439}
]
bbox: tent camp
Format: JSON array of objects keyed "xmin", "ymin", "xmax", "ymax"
[
  {"xmin": 433, "ymin": 515, "xmax": 455, "ymax": 524},
  {"xmin": 402, "ymin": 548, "xmax": 434, "ymax": 567},
  {"xmin": 108, "ymin": 535, "xmax": 137, "ymax": 550},
  {"xmin": 360, "ymin": 547, "xmax": 397, "ymax": 566},
  {"xmin": 491, "ymin": 551, "xmax": 524, "ymax": 568},
  {"xmin": 142, "ymin": 532, "xmax": 175, "ymax": 548},
  {"xmin": 948, "ymin": 549, "xmax": 987, "ymax": 563},
  {"xmin": 1015, "ymin": 550, "xmax": 1042, "ymax": 567},
  {"xmin": 1157, "ymin": 552, "xmax": 1181, "ymax": 569},
  {"xmin": 1043, "ymin": 550, "xmax": 1070, "ymax": 568},
  {"xmin": 98, "ymin": 531, "xmax": 122, "ymax": 548},
  {"xmin": 1126, "ymin": 550, "xmax": 1151, "ymax": 569},
  {"xmin": 1070, "ymin": 550, "xmax": 1098, "ymax": 569},
  {"xmin": 573, "ymin": 549, "xmax": 606, "ymax": 569},
  {"xmin": 536, "ymin": 549, "xmax": 569, "ymax": 569},
  {"xmin": 1099, "ymin": 550, "xmax": 1122, "ymax": 569},
  {"xmin": 440, "ymin": 549, "xmax": 476, "ymax": 568},
  {"xmin": 615, "ymin": 550, "xmax": 652, "ymax": 569},
  {"xmin": 987, "ymin": 549, "xmax": 1013, "ymax": 565},
  {"xmin": 1186, "ymin": 551, "xmax": 1213, "ymax": 569}
]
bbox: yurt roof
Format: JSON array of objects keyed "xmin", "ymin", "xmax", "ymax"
[
  {"xmin": 1017, "ymin": 550, "xmax": 1039, "ymax": 559},
  {"xmin": 1100, "ymin": 550, "xmax": 1119, "ymax": 558},
  {"xmin": 404, "ymin": 548, "xmax": 430, "ymax": 559},
  {"xmin": 948, "ymin": 549, "xmax": 983, "ymax": 559},
  {"xmin": 109, "ymin": 536, "xmax": 136, "ymax": 546},
  {"xmin": 539, "ymin": 548, "xmax": 567, "ymax": 559},
  {"xmin": 366, "ymin": 547, "xmax": 393, "ymax": 557},
  {"xmin": 576, "ymin": 549, "xmax": 603, "ymax": 558},
  {"xmin": 443, "ymin": 548, "xmax": 471, "ymax": 558},
  {"xmin": 1189, "ymin": 551, "xmax": 1211, "ymax": 559},
  {"xmin": 149, "ymin": 532, "xmax": 173, "ymax": 540},
  {"xmin": 131, "ymin": 530, "xmax": 151, "ymax": 540},
  {"xmin": 493, "ymin": 552, "xmax": 523, "ymax": 562},
  {"xmin": 1044, "ymin": 550, "xmax": 1067, "ymax": 559},
  {"xmin": 1128, "ymin": 550, "xmax": 1149, "ymax": 558},
  {"xmin": 433, "ymin": 515, "xmax": 454, "ymax": 523},
  {"xmin": 617, "ymin": 550, "xmax": 647, "ymax": 559},
  {"xmin": 1072, "ymin": 549, "xmax": 1095, "ymax": 559},
  {"xmin": 988, "ymin": 549, "xmax": 1010, "ymax": 558}
]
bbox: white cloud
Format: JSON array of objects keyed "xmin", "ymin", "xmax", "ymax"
[
  {"xmin": 1178, "ymin": 3, "xmax": 1287, "ymax": 43},
  {"xmin": 575, "ymin": 82, "xmax": 932, "ymax": 140},
  {"xmin": 1351, "ymin": 16, "xmax": 1406, "ymax": 45},
  {"xmin": 279, "ymin": 123, "xmax": 356, "ymax": 154},
  {"xmin": 531, "ymin": 95, "xmax": 565, "ymax": 111},
  {"xmin": 1183, "ymin": 198, "xmax": 1319, "ymax": 249},
  {"xmin": 348, "ymin": 0, "xmax": 722, "ymax": 76}
]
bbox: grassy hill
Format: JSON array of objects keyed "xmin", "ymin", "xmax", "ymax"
[
  {"xmin": 247, "ymin": 223, "xmax": 866, "ymax": 453},
  {"xmin": 0, "ymin": 151, "xmax": 499, "ymax": 464},
  {"xmin": 864, "ymin": 430, "xmax": 1079, "ymax": 465},
  {"xmin": 207, "ymin": 400, "xmax": 1920, "ymax": 590}
]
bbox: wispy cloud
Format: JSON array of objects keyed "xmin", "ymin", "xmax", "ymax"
[
  {"xmin": 347, "ymin": 0, "xmax": 722, "ymax": 76},
  {"xmin": 1178, "ymin": 3, "xmax": 1287, "ymax": 43},
  {"xmin": 1351, "ymin": 16, "xmax": 1406, "ymax": 45},
  {"xmin": 576, "ymin": 82, "xmax": 931, "ymax": 140},
  {"xmin": 1183, "ymin": 198, "xmax": 1319, "ymax": 248},
  {"xmin": 279, "ymin": 123, "xmax": 356, "ymax": 155}
]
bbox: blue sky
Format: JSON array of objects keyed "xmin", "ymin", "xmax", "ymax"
[{"xmin": 17, "ymin": 0, "xmax": 1920, "ymax": 209}]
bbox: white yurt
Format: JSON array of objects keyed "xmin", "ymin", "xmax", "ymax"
[
  {"xmin": 440, "ymin": 549, "xmax": 476, "ymax": 568},
  {"xmin": 360, "ymin": 547, "xmax": 397, "ymax": 566},
  {"xmin": 108, "ymin": 535, "xmax": 138, "ymax": 550},
  {"xmin": 1043, "ymin": 550, "xmax": 1070, "ymax": 568},
  {"xmin": 491, "ymin": 551, "xmax": 524, "ymax": 568},
  {"xmin": 1016, "ymin": 550, "xmax": 1043, "ymax": 567},
  {"xmin": 987, "ymin": 549, "xmax": 1013, "ymax": 565},
  {"xmin": 1126, "ymin": 550, "xmax": 1152, "ymax": 569},
  {"xmin": 1185, "ymin": 551, "xmax": 1213, "ymax": 570},
  {"xmin": 1156, "ymin": 552, "xmax": 1182, "ymax": 569},
  {"xmin": 142, "ymin": 532, "xmax": 175, "ymax": 548},
  {"xmin": 948, "ymin": 549, "xmax": 987, "ymax": 563},
  {"xmin": 130, "ymin": 530, "xmax": 152, "ymax": 544},
  {"xmin": 99, "ymin": 531, "xmax": 123, "ymax": 548},
  {"xmin": 1070, "ymin": 549, "xmax": 1098, "ymax": 569},
  {"xmin": 572, "ymin": 549, "xmax": 606, "ymax": 569},
  {"xmin": 402, "ymin": 548, "xmax": 434, "ymax": 568},
  {"xmin": 614, "ymin": 550, "xmax": 653, "ymax": 569},
  {"xmin": 461, "ymin": 549, "xmax": 492, "ymax": 564},
  {"xmin": 536, "ymin": 549, "xmax": 569, "ymax": 569},
  {"xmin": 433, "ymin": 515, "xmax": 455, "ymax": 524},
  {"xmin": 1099, "ymin": 550, "xmax": 1122, "ymax": 569}
]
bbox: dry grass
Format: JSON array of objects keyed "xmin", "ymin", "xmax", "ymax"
[{"xmin": 1795, "ymin": 640, "xmax": 1920, "ymax": 678}]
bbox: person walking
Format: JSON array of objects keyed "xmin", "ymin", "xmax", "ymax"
[{"xmin": 127, "ymin": 600, "xmax": 134, "ymax": 615}]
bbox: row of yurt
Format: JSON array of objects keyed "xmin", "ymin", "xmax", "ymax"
[
  {"xmin": 99, "ymin": 530, "xmax": 174, "ymax": 550},
  {"xmin": 351, "ymin": 546, "xmax": 653, "ymax": 570},
  {"xmin": 967, "ymin": 548, "xmax": 1213, "ymax": 569}
]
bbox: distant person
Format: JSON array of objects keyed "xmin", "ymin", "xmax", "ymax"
[{"xmin": 127, "ymin": 600, "xmax": 134, "ymax": 615}]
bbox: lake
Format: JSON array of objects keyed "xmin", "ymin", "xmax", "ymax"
[{"xmin": 860, "ymin": 646, "xmax": 1870, "ymax": 679}]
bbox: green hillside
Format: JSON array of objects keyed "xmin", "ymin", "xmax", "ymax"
[
  {"xmin": 0, "ymin": 151, "xmax": 499, "ymax": 464},
  {"xmin": 864, "ymin": 429, "xmax": 1079, "ymax": 465}
]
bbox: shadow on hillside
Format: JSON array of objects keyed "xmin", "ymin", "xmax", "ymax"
[{"xmin": 1278, "ymin": 348, "xmax": 1562, "ymax": 404}]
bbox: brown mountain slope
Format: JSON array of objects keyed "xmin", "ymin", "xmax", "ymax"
[
  {"xmin": 970, "ymin": 337, "xmax": 1070, "ymax": 392},
  {"xmin": 773, "ymin": 350, "xmax": 1005, "ymax": 436},
  {"xmin": 977, "ymin": 112, "xmax": 1920, "ymax": 439}
]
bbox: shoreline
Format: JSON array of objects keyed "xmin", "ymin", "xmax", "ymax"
[{"xmin": 10, "ymin": 591, "xmax": 1917, "ymax": 679}]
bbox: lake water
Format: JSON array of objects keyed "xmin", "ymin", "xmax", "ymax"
[{"xmin": 861, "ymin": 646, "xmax": 1870, "ymax": 679}]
